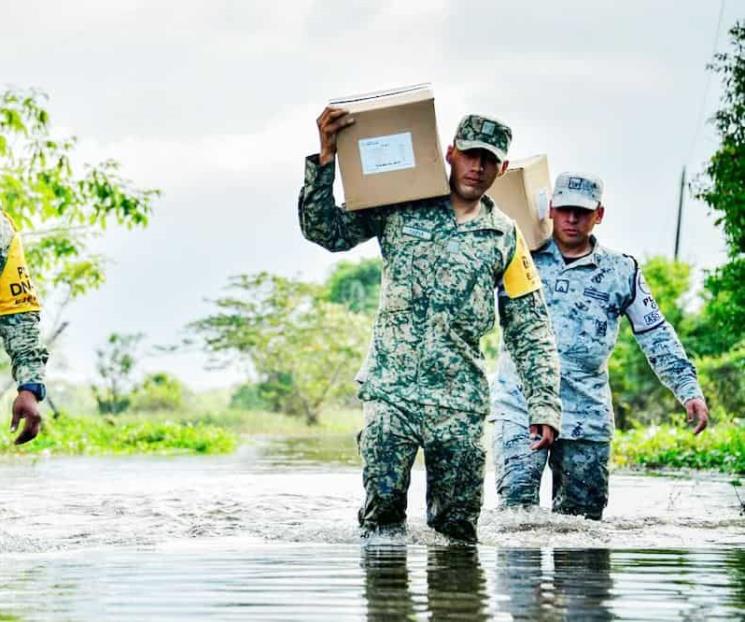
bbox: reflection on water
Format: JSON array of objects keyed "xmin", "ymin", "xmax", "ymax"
[
  {"xmin": 362, "ymin": 545, "xmax": 415, "ymax": 621},
  {"xmin": 1, "ymin": 544, "xmax": 743, "ymax": 620},
  {"xmin": 0, "ymin": 435, "xmax": 742, "ymax": 619},
  {"xmin": 363, "ymin": 545, "xmax": 491, "ymax": 621},
  {"xmin": 496, "ymin": 549, "xmax": 614, "ymax": 621}
]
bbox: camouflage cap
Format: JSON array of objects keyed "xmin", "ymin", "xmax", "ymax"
[
  {"xmin": 552, "ymin": 171, "xmax": 604, "ymax": 210},
  {"xmin": 454, "ymin": 114, "xmax": 512, "ymax": 162}
]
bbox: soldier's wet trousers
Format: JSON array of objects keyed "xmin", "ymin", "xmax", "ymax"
[
  {"xmin": 358, "ymin": 398, "xmax": 486, "ymax": 542},
  {"xmin": 493, "ymin": 419, "xmax": 610, "ymax": 520}
]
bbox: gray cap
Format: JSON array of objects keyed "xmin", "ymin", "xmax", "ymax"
[
  {"xmin": 454, "ymin": 114, "xmax": 512, "ymax": 162},
  {"xmin": 552, "ymin": 171, "xmax": 604, "ymax": 210}
]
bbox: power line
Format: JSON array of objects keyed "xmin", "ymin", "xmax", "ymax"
[
  {"xmin": 685, "ymin": 0, "xmax": 727, "ymax": 166},
  {"xmin": 674, "ymin": 0, "xmax": 727, "ymax": 258}
]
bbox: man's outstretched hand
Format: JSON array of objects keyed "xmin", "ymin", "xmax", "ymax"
[
  {"xmin": 11, "ymin": 390, "xmax": 41, "ymax": 445},
  {"xmin": 685, "ymin": 397, "xmax": 708, "ymax": 436},
  {"xmin": 529, "ymin": 424, "xmax": 556, "ymax": 450}
]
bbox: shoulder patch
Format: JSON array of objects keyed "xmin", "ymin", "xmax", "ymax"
[
  {"xmin": 503, "ymin": 228, "xmax": 541, "ymax": 298},
  {"xmin": 625, "ymin": 268, "xmax": 664, "ymax": 333}
]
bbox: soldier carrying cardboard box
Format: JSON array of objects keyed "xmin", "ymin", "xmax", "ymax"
[{"xmin": 298, "ymin": 106, "xmax": 562, "ymax": 542}]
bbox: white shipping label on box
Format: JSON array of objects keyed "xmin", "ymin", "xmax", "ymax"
[{"xmin": 358, "ymin": 132, "xmax": 416, "ymax": 175}]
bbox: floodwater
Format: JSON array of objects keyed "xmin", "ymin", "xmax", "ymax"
[{"xmin": 0, "ymin": 435, "xmax": 743, "ymax": 620}]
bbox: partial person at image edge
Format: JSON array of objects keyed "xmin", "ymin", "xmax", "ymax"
[
  {"xmin": 490, "ymin": 171, "xmax": 709, "ymax": 520},
  {"xmin": 0, "ymin": 212, "xmax": 49, "ymax": 444},
  {"xmin": 297, "ymin": 107, "xmax": 562, "ymax": 543}
]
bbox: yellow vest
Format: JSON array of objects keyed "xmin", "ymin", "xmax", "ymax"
[{"xmin": 0, "ymin": 216, "xmax": 41, "ymax": 315}]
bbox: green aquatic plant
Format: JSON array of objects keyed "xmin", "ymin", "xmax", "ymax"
[
  {"xmin": 613, "ymin": 421, "xmax": 745, "ymax": 474},
  {"xmin": 0, "ymin": 413, "xmax": 236, "ymax": 455}
]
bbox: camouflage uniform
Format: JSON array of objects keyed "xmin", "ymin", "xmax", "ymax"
[
  {"xmin": 0, "ymin": 213, "xmax": 48, "ymax": 387},
  {"xmin": 491, "ymin": 235, "xmax": 703, "ymax": 519},
  {"xmin": 299, "ymin": 115, "xmax": 561, "ymax": 540}
]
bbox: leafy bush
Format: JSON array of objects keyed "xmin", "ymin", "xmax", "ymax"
[
  {"xmin": 613, "ymin": 422, "xmax": 745, "ymax": 473},
  {"xmin": 695, "ymin": 344, "xmax": 745, "ymax": 422},
  {"xmin": 130, "ymin": 372, "xmax": 185, "ymax": 412},
  {"xmin": 0, "ymin": 414, "xmax": 236, "ymax": 455}
]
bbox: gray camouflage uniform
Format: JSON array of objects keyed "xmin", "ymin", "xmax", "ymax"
[
  {"xmin": 299, "ymin": 115, "xmax": 561, "ymax": 541},
  {"xmin": 0, "ymin": 213, "xmax": 48, "ymax": 388},
  {"xmin": 491, "ymin": 235, "xmax": 703, "ymax": 519}
]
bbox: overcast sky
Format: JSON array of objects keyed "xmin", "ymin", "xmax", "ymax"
[{"xmin": 0, "ymin": 0, "xmax": 740, "ymax": 389}]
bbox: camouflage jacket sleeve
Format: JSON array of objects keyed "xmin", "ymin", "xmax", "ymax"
[
  {"xmin": 0, "ymin": 215, "xmax": 48, "ymax": 385},
  {"xmin": 0, "ymin": 312, "xmax": 48, "ymax": 385},
  {"xmin": 624, "ymin": 265, "xmax": 703, "ymax": 405},
  {"xmin": 298, "ymin": 155, "xmax": 385, "ymax": 251},
  {"xmin": 497, "ymin": 228, "xmax": 562, "ymax": 432}
]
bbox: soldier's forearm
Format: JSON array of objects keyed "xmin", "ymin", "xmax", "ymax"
[
  {"xmin": 500, "ymin": 291, "xmax": 562, "ymax": 431},
  {"xmin": 298, "ymin": 155, "xmax": 374, "ymax": 252},
  {"xmin": 635, "ymin": 322, "xmax": 703, "ymax": 405},
  {"xmin": 0, "ymin": 312, "xmax": 49, "ymax": 385}
]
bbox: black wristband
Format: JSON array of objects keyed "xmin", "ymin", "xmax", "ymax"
[{"xmin": 18, "ymin": 382, "xmax": 46, "ymax": 402}]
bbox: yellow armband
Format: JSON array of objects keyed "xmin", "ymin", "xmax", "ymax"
[{"xmin": 502, "ymin": 228, "xmax": 541, "ymax": 299}]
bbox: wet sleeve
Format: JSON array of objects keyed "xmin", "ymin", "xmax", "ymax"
[
  {"xmin": 625, "ymin": 265, "xmax": 703, "ymax": 405},
  {"xmin": 298, "ymin": 155, "xmax": 384, "ymax": 252},
  {"xmin": 497, "ymin": 228, "xmax": 562, "ymax": 432},
  {"xmin": 0, "ymin": 218, "xmax": 48, "ymax": 385}
]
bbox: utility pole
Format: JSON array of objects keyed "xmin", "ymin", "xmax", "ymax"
[{"xmin": 674, "ymin": 167, "xmax": 686, "ymax": 260}]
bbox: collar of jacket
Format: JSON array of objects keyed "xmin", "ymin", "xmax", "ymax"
[
  {"xmin": 535, "ymin": 235, "xmax": 608, "ymax": 268},
  {"xmin": 452, "ymin": 193, "xmax": 509, "ymax": 234}
]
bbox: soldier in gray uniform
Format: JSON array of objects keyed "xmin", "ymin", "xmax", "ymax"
[
  {"xmin": 491, "ymin": 171, "xmax": 709, "ymax": 519},
  {"xmin": 299, "ymin": 107, "xmax": 562, "ymax": 542},
  {"xmin": 0, "ymin": 212, "xmax": 49, "ymax": 444}
]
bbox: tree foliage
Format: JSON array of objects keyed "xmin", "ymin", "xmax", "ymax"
[
  {"xmin": 694, "ymin": 22, "xmax": 745, "ymax": 350},
  {"xmin": 324, "ymin": 257, "xmax": 382, "ymax": 314},
  {"xmin": 0, "ymin": 88, "xmax": 157, "ymax": 298},
  {"xmin": 130, "ymin": 372, "xmax": 185, "ymax": 412},
  {"xmin": 92, "ymin": 332, "xmax": 144, "ymax": 414},
  {"xmin": 190, "ymin": 273, "xmax": 371, "ymax": 424}
]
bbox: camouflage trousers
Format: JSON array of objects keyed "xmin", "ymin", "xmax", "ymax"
[
  {"xmin": 493, "ymin": 419, "xmax": 610, "ymax": 520},
  {"xmin": 358, "ymin": 398, "xmax": 486, "ymax": 542}
]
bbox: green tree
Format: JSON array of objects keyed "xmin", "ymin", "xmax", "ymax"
[
  {"xmin": 324, "ymin": 257, "xmax": 382, "ymax": 314},
  {"xmin": 694, "ymin": 22, "xmax": 745, "ymax": 351},
  {"xmin": 130, "ymin": 372, "xmax": 185, "ymax": 412},
  {"xmin": 695, "ymin": 344, "xmax": 745, "ymax": 421},
  {"xmin": 0, "ymin": 88, "xmax": 157, "ymax": 298},
  {"xmin": 229, "ymin": 383, "xmax": 269, "ymax": 411},
  {"xmin": 92, "ymin": 332, "xmax": 144, "ymax": 414},
  {"xmin": 190, "ymin": 273, "xmax": 371, "ymax": 424}
]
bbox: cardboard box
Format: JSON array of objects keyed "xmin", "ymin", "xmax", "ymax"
[
  {"xmin": 329, "ymin": 84, "xmax": 450, "ymax": 211},
  {"xmin": 488, "ymin": 154, "xmax": 553, "ymax": 250}
]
